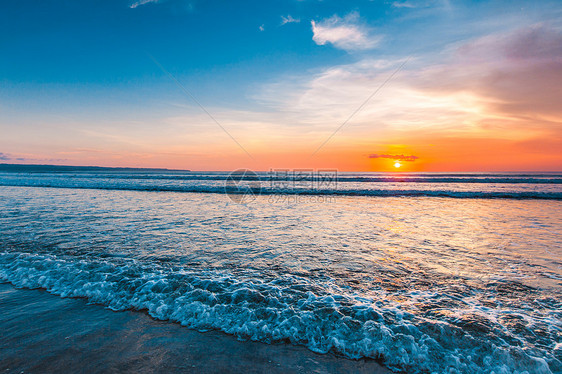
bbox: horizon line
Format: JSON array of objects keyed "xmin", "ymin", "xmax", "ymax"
[{"xmin": 1, "ymin": 163, "xmax": 561, "ymax": 174}]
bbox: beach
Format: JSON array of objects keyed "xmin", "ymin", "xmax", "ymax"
[{"xmin": 0, "ymin": 284, "xmax": 391, "ymax": 373}]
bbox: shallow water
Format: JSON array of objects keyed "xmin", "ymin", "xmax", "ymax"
[{"xmin": 0, "ymin": 171, "xmax": 561, "ymax": 373}]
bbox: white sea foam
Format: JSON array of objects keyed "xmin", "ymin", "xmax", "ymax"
[{"xmin": 0, "ymin": 251, "xmax": 558, "ymax": 373}]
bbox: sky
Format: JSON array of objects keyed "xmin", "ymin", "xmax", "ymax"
[{"xmin": 1, "ymin": 0, "xmax": 561, "ymax": 172}]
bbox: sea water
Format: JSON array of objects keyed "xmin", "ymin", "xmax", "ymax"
[{"xmin": 0, "ymin": 170, "xmax": 560, "ymax": 373}]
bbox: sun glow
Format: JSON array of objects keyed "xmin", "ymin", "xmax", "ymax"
[{"xmin": 394, "ymin": 161, "xmax": 401, "ymax": 168}]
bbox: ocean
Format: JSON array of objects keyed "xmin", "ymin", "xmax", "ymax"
[{"xmin": 0, "ymin": 169, "xmax": 561, "ymax": 373}]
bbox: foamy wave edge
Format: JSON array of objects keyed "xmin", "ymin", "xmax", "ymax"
[{"xmin": 0, "ymin": 251, "xmax": 556, "ymax": 374}]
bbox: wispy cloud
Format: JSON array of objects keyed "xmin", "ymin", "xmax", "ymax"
[
  {"xmin": 311, "ymin": 12, "xmax": 381, "ymax": 51},
  {"xmin": 391, "ymin": 0, "xmax": 446, "ymax": 9},
  {"xmin": 254, "ymin": 23, "xmax": 562, "ymax": 162},
  {"xmin": 0, "ymin": 152, "xmax": 28, "ymax": 161},
  {"xmin": 392, "ymin": 1, "xmax": 417, "ymax": 8},
  {"xmin": 281, "ymin": 15, "xmax": 300, "ymax": 26},
  {"xmin": 130, "ymin": 0, "xmax": 161, "ymax": 9},
  {"xmin": 416, "ymin": 25, "xmax": 562, "ymax": 121},
  {"xmin": 369, "ymin": 154, "xmax": 419, "ymax": 161}
]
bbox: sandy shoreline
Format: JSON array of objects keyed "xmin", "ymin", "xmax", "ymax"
[{"xmin": 0, "ymin": 283, "xmax": 393, "ymax": 373}]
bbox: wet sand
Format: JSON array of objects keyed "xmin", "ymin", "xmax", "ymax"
[{"xmin": 0, "ymin": 283, "xmax": 393, "ymax": 373}]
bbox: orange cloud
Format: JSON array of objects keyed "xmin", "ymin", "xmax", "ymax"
[{"xmin": 369, "ymin": 154, "xmax": 419, "ymax": 162}]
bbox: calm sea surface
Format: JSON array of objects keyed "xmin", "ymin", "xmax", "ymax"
[{"xmin": 1, "ymin": 171, "xmax": 561, "ymax": 373}]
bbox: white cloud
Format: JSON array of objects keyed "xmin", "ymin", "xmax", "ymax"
[
  {"xmin": 255, "ymin": 59, "xmax": 418, "ymax": 133},
  {"xmin": 281, "ymin": 15, "xmax": 300, "ymax": 26},
  {"xmin": 391, "ymin": 1, "xmax": 417, "ymax": 8},
  {"xmin": 129, "ymin": 0, "xmax": 194, "ymax": 11},
  {"xmin": 254, "ymin": 25, "xmax": 562, "ymax": 147},
  {"xmin": 311, "ymin": 13, "xmax": 381, "ymax": 51},
  {"xmin": 130, "ymin": 0, "xmax": 161, "ymax": 9},
  {"xmin": 392, "ymin": 0, "xmax": 452, "ymax": 10}
]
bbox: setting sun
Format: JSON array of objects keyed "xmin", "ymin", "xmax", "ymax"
[{"xmin": 394, "ymin": 161, "xmax": 401, "ymax": 168}]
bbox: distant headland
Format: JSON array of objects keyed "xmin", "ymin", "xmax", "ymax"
[{"xmin": 0, "ymin": 163, "xmax": 190, "ymax": 173}]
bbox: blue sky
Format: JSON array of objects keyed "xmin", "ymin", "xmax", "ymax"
[{"xmin": 1, "ymin": 0, "xmax": 561, "ymax": 170}]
